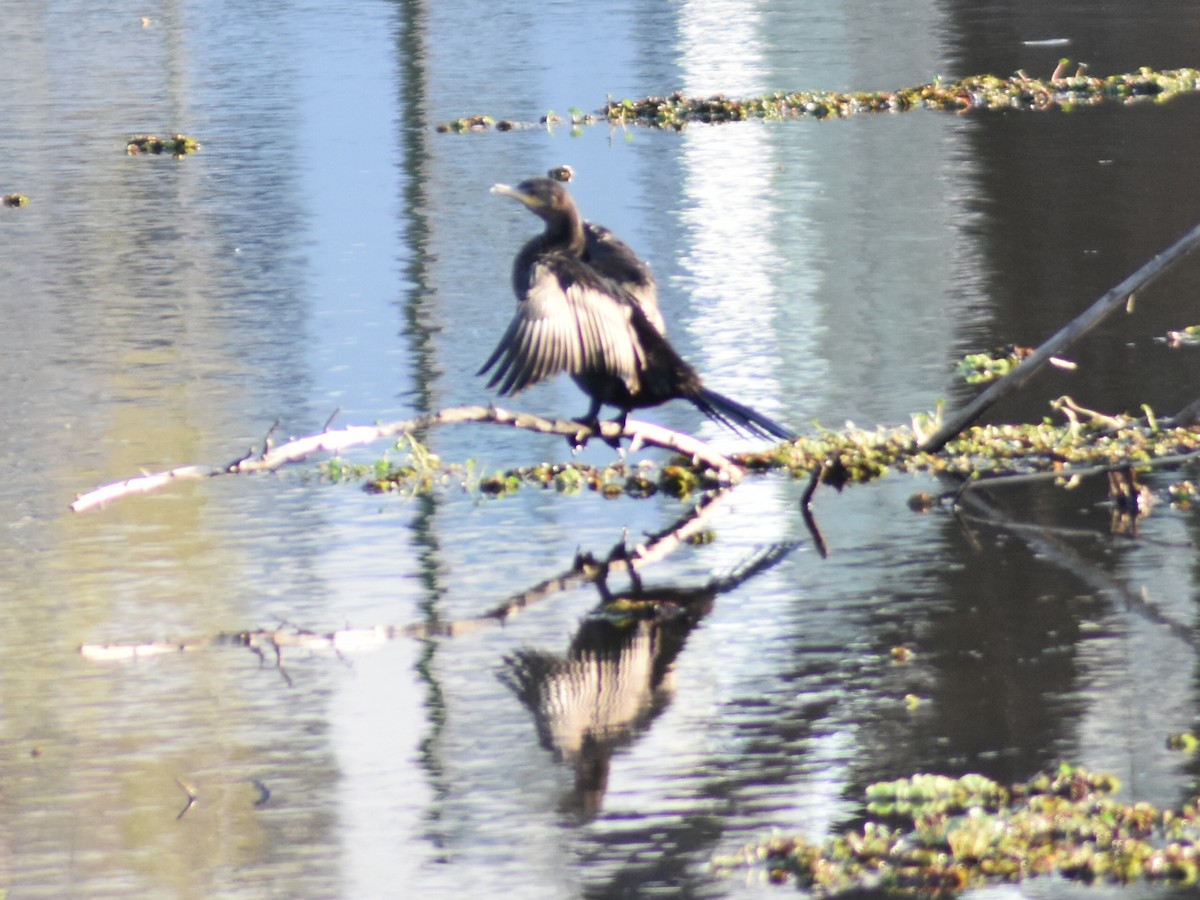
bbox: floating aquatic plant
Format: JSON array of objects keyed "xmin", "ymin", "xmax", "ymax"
[
  {"xmin": 716, "ymin": 765, "xmax": 1200, "ymax": 895},
  {"xmin": 360, "ymin": 455, "xmax": 721, "ymax": 501},
  {"xmin": 435, "ymin": 67, "xmax": 1200, "ymax": 133},
  {"xmin": 1167, "ymin": 732, "xmax": 1200, "ymax": 753},
  {"xmin": 126, "ymin": 134, "xmax": 200, "ymax": 156},
  {"xmin": 1162, "ymin": 325, "xmax": 1200, "ymax": 348},
  {"xmin": 604, "ymin": 67, "xmax": 1200, "ymax": 129},
  {"xmin": 958, "ymin": 346, "xmax": 1078, "ymax": 385},
  {"xmin": 433, "ymin": 115, "xmax": 494, "ymax": 133}
]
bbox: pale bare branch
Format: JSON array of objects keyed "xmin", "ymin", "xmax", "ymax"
[{"xmin": 71, "ymin": 405, "xmax": 743, "ymax": 512}]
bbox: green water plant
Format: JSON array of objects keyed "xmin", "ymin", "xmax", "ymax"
[
  {"xmin": 716, "ymin": 765, "xmax": 1200, "ymax": 894},
  {"xmin": 435, "ymin": 66, "xmax": 1200, "ymax": 132},
  {"xmin": 126, "ymin": 134, "xmax": 200, "ymax": 156}
]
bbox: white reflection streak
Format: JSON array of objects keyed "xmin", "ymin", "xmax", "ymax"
[
  {"xmin": 676, "ymin": 0, "xmax": 782, "ymax": 443},
  {"xmin": 674, "ymin": 0, "xmax": 847, "ymax": 840}
]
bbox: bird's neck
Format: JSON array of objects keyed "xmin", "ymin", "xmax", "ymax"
[
  {"xmin": 542, "ymin": 207, "xmax": 585, "ymax": 257},
  {"xmin": 512, "ymin": 210, "xmax": 585, "ymax": 296}
]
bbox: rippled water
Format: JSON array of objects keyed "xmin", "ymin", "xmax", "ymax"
[{"xmin": 4, "ymin": 0, "xmax": 1200, "ymax": 896}]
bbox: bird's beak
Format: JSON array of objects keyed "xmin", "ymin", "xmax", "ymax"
[{"xmin": 491, "ymin": 183, "xmax": 541, "ymax": 209}]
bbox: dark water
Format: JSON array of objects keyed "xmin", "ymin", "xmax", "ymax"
[{"xmin": 3, "ymin": 0, "xmax": 1200, "ymax": 896}]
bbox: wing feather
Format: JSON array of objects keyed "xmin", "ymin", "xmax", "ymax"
[{"xmin": 480, "ymin": 257, "xmax": 645, "ymax": 396}]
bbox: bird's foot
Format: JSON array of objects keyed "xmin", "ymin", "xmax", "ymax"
[
  {"xmin": 567, "ymin": 418, "xmax": 596, "ymax": 452},
  {"xmin": 595, "ymin": 419, "xmax": 627, "ymax": 451},
  {"xmin": 607, "ymin": 413, "xmax": 632, "ymax": 452},
  {"xmin": 568, "ymin": 416, "xmax": 621, "ymax": 451},
  {"xmin": 567, "ymin": 415, "xmax": 627, "ymax": 453}
]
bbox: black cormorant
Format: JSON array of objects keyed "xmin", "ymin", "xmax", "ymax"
[{"xmin": 479, "ymin": 177, "xmax": 795, "ymax": 442}]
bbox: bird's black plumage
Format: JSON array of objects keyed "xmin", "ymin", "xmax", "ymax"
[
  {"xmin": 550, "ymin": 165, "xmax": 664, "ymax": 334},
  {"xmin": 580, "ymin": 222, "xmax": 664, "ymax": 336},
  {"xmin": 480, "ymin": 177, "xmax": 795, "ymax": 442}
]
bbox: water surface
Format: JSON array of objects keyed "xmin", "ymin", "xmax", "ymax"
[{"xmin": 3, "ymin": 0, "xmax": 1200, "ymax": 896}]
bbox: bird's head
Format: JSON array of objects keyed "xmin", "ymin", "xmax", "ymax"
[{"xmin": 491, "ymin": 177, "xmax": 577, "ymax": 225}]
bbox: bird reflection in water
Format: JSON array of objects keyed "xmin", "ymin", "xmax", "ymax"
[{"xmin": 500, "ymin": 542, "xmax": 798, "ymax": 818}]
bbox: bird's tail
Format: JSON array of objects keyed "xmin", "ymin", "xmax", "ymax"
[{"xmin": 691, "ymin": 387, "xmax": 797, "ymax": 442}]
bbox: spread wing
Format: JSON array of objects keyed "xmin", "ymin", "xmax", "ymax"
[
  {"xmin": 583, "ymin": 223, "xmax": 664, "ymax": 335},
  {"xmin": 479, "ymin": 257, "xmax": 645, "ymax": 397}
]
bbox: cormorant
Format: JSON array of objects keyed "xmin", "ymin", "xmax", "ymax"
[{"xmin": 479, "ymin": 177, "xmax": 795, "ymax": 442}]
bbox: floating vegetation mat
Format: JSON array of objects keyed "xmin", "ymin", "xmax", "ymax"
[
  {"xmin": 126, "ymin": 134, "xmax": 200, "ymax": 156},
  {"xmin": 760, "ymin": 400, "xmax": 1200, "ymax": 492},
  {"xmin": 328, "ymin": 453, "xmax": 723, "ymax": 500},
  {"xmin": 327, "ymin": 400, "xmax": 1200, "ymax": 505},
  {"xmin": 435, "ymin": 67, "xmax": 1200, "ymax": 132},
  {"xmin": 714, "ymin": 765, "xmax": 1200, "ymax": 894}
]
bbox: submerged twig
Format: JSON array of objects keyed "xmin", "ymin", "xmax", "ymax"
[
  {"xmin": 174, "ymin": 777, "xmax": 198, "ymax": 821},
  {"xmin": 800, "ymin": 465, "xmax": 829, "ymax": 558}
]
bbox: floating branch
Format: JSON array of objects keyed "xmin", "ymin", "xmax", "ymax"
[
  {"xmin": 72, "ymin": 464, "xmax": 220, "ymax": 512},
  {"xmin": 948, "ymin": 447, "xmax": 1200, "ymax": 498},
  {"xmin": 921, "ymin": 219, "xmax": 1200, "ymax": 452},
  {"xmin": 70, "ymin": 405, "xmax": 743, "ymax": 512},
  {"xmin": 434, "ymin": 67, "xmax": 1200, "ymax": 132}
]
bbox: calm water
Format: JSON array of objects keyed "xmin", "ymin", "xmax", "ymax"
[{"xmin": 4, "ymin": 0, "xmax": 1200, "ymax": 897}]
